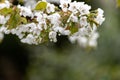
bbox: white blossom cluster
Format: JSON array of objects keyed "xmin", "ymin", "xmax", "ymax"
[
  {"xmin": 24, "ymin": 0, "xmax": 37, "ymax": 9},
  {"xmin": 0, "ymin": 0, "xmax": 105, "ymax": 48},
  {"xmin": 0, "ymin": 0, "xmax": 10, "ymax": 9},
  {"xmin": 0, "ymin": 0, "xmax": 10, "ymax": 42}
]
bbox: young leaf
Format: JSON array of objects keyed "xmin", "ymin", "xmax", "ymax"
[
  {"xmin": 0, "ymin": 0, "xmax": 5, "ymax": 3},
  {"xmin": 0, "ymin": 24, "xmax": 2, "ymax": 27},
  {"xmin": 116, "ymin": 0, "xmax": 120, "ymax": 7},
  {"xmin": 7, "ymin": 8, "xmax": 21, "ymax": 29},
  {"xmin": 67, "ymin": 22, "xmax": 78, "ymax": 34},
  {"xmin": 0, "ymin": 8, "xmax": 12, "ymax": 16},
  {"xmin": 21, "ymin": 17, "xmax": 27, "ymax": 24},
  {"xmin": 35, "ymin": 1, "xmax": 47, "ymax": 11},
  {"xmin": 40, "ymin": 30, "xmax": 49, "ymax": 43}
]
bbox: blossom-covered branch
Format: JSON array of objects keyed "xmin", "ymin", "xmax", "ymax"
[{"xmin": 0, "ymin": 0, "xmax": 105, "ymax": 48}]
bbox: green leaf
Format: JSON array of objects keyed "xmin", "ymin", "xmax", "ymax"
[
  {"xmin": 0, "ymin": 0, "xmax": 5, "ymax": 3},
  {"xmin": 35, "ymin": 1, "xmax": 47, "ymax": 11},
  {"xmin": 0, "ymin": 24, "xmax": 2, "ymax": 27},
  {"xmin": 21, "ymin": 17, "xmax": 27, "ymax": 24},
  {"xmin": 116, "ymin": 0, "xmax": 120, "ymax": 7},
  {"xmin": 0, "ymin": 8, "xmax": 13, "ymax": 16},
  {"xmin": 6, "ymin": 8, "xmax": 21, "ymax": 29},
  {"xmin": 67, "ymin": 22, "xmax": 78, "ymax": 34},
  {"xmin": 40, "ymin": 30, "xmax": 49, "ymax": 43}
]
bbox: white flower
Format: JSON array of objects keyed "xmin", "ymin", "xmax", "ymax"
[
  {"xmin": 16, "ymin": 25, "xmax": 27, "ymax": 34},
  {"xmin": 68, "ymin": 13, "xmax": 78, "ymax": 22},
  {"xmin": 32, "ymin": 25, "xmax": 42, "ymax": 36},
  {"xmin": 26, "ymin": 23, "xmax": 37, "ymax": 32},
  {"xmin": 46, "ymin": 0, "xmax": 59, "ymax": 4},
  {"xmin": 0, "ymin": 26, "xmax": 7, "ymax": 33},
  {"xmin": 77, "ymin": 36, "xmax": 88, "ymax": 47},
  {"xmin": 53, "ymin": 26, "xmax": 64, "ymax": 33},
  {"xmin": 0, "ymin": 0, "xmax": 10, "ymax": 9},
  {"xmin": 0, "ymin": 15, "xmax": 10, "ymax": 25},
  {"xmin": 52, "ymin": 25, "xmax": 70, "ymax": 35},
  {"xmin": 88, "ymin": 39, "xmax": 97, "ymax": 47},
  {"xmin": 11, "ymin": 29, "xmax": 17, "ymax": 34},
  {"xmin": 79, "ymin": 4, "xmax": 91, "ymax": 15},
  {"xmin": 60, "ymin": 0, "xmax": 71, "ymax": 4},
  {"xmin": 1, "ymin": 26, "xmax": 11, "ymax": 34},
  {"xmin": 21, "ymin": 34, "xmax": 36, "ymax": 44},
  {"xmin": 81, "ymin": 24, "xmax": 93, "ymax": 36},
  {"xmin": 10, "ymin": 25, "xmax": 26, "ymax": 39},
  {"xmin": 0, "ymin": 15, "xmax": 6, "ymax": 24},
  {"xmin": 79, "ymin": 16, "xmax": 88, "ymax": 27},
  {"xmin": 97, "ymin": 8, "xmax": 104, "ymax": 15},
  {"xmin": 24, "ymin": 0, "xmax": 37, "ymax": 9},
  {"xmin": 49, "ymin": 31, "xmax": 57, "ymax": 42},
  {"xmin": 18, "ymin": 5, "xmax": 33, "ymax": 18},
  {"xmin": 46, "ymin": 3, "xmax": 55, "ymax": 13},
  {"xmin": 18, "ymin": 33, "xmax": 25, "ymax": 39},
  {"xmin": 35, "ymin": 12, "xmax": 45, "ymax": 22},
  {"xmin": 78, "ymin": 27, "xmax": 89, "ymax": 36},
  {"xmin": 9, "ymin": 23, "xmax": 42, "ymax": 44},
  {"xmin": 62, "ymin": 30, "xmax": 71, "ymax": 35},
  {"xmin": 69, "ymin": 35, "xmax": 77, "ymax": 44},
  {"xmin": 34, "ymin": 12, "xmax": 47, "ymax": 29},
  {"xmin": 95, "ymin": 8, "xmax": 105, "ymax": 25},
  {"xmin": 47, "ymin": 13, "xmax": 61, "ymax": 26},
  {"xmin": 68, "ymin": 23, "xmax": 99, "ymax": 47},
  {"xmin": 60, "ymin": 0, "xmax": 71, "ymax": 12},
  {"xmin": 88, "ymin": 32, "xmax": 99, "ymax": 47},
  {"xmin": 69, "ymin": 1, "xmax": 82, "ymax": 13},
  {"xmin": 69, "ymin": 31, "xmax": 88, "ymax": 47}
]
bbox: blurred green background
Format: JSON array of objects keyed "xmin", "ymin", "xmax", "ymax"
[{"xmin": 1, "ymin": 0, "xmax": 120, "ymax": 80}]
